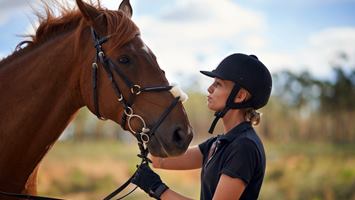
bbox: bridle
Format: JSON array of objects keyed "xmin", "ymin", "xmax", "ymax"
[
  {"xmin": 0, "ymin": 27, "xmax": 184, "ymax": 200},
  {"xmin": 90, "ymin": 27, "xmax": 180, "ymax": 145},
  {"xmin": 90, "ymin": 26, "xmax": 183, "ymax": 199}
]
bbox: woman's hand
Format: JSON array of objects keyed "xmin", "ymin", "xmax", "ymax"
[
  {"xmin": 131, "ymin": 163, "xmax": 169, "ymax": 199},
  {"xmin": 150, "ymin": 155, "xmax": 164, "ymax": 168},
  {"xmin": 149, "ymin": 146, "xmax": 203, "ymax": 170}
]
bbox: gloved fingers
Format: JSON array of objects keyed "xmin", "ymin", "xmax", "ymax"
[
  {"xmin": 131, "ymin": 164, "xmax": 151, "ymax": 185},
  {"xmin": 131, "ymin": 171, "xmax": 140, "ymax": 184},
  {"xmin": 136, "ymin": 163, "xmax": 152, "ymax": 173}
]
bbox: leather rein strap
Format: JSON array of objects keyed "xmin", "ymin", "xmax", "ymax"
[
  {"xmin": 0, "ymin": 27, "xmax": 181, "ymax": 200},
  {"xmin": 0, "ymin": 191, "xmax": 63, "ymax": 200}
]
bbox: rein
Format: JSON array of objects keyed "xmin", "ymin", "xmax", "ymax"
[{"xmin": 0, "ymin": 27, "xmax": 183, "ymax": 200}]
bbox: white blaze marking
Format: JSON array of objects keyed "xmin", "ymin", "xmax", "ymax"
[{"xmin": 142, "ymin": 44, "xmax": 150, "ymax": 53}]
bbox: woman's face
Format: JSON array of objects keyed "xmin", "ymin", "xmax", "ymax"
[{"xmin": 207, "ymin": 78, "xmax": 234, "ymax": 111}]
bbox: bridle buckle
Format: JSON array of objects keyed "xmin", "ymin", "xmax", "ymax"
[
  {"xmin": 140, "ymin": 134, "xmax": 149, "ymax": 144},
  {"xmin": 92, "ymin": 62, "xmax": 98, "ymax": 69},
  {"xmin": 130, "ymin": 85, "xmax": 141, "ymax": 95}
]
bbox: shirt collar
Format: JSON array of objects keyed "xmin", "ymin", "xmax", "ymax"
[{"xmin": 218, "ymin": 121, "xmax": 252, "ymax": 143}]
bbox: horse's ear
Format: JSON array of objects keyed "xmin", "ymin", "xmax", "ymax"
[
  {"xmin": 76, "ymin": 0, "xmax": 101, "ymax": 24},
  {"xmin": 119, "ymin": 0, "xmax": 133, "ymax": 18}
]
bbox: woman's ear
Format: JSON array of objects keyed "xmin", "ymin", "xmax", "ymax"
[{"xmin": 234, "ymin": 89, "xmax": 250, "ymax": 103}]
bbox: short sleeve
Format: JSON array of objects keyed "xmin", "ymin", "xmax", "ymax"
[
  {"xmin": 221, "ymin": 139, "xmax": 258, "ymax": 185},
  {"xmin": 198, "ymin": 137, "xmax": 217, "ymax": 164}
]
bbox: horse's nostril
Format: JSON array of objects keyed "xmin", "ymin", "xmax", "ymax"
[{"xmin": 173, "ymin": 127, "xmax": 184, "ymax": 145}]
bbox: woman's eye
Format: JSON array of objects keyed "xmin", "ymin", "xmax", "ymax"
[{"xmin": 118, "ymin": 56, "xmax": 130, "ymax": 64}]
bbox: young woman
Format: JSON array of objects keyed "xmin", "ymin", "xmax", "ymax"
[{"xmin": 132, "ymin": 53, "xmax": 272, "ymax": 200}]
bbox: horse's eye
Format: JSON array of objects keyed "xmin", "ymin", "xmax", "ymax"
[{"xmin": 118, "ymin": 56, "xmax": 130, "ymax": 64}]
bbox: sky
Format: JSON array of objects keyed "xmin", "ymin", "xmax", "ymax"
[{"xmin": 1, "ymin": 0, "xmax": 355, "ymax": 90}]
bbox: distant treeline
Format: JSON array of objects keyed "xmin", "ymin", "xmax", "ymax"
[{"xmin": 258, "ymin": 66, "xmax": 355, "ymax": 143}]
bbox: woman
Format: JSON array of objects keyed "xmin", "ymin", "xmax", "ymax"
[{"xmin": 132, "ymin": 53, "xmax": 272, "ymax": 200}]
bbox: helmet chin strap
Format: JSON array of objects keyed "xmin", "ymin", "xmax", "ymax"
[
  {"xmin": 208, "ymin": 107, "xmax": 229, "ymax": 134},
  {"xmin": 208, "ymin": 84, "xmax": 253, "ymax": 134},
  {"xmin": 208, "ymin": 84, "xmax": 240, "ymax": 133}
]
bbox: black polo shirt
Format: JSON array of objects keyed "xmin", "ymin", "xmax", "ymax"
[{"xmin": 198, "ymin": 122, "xmax": 266, "ymax": 200}]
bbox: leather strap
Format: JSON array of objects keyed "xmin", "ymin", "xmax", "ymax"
[
  {"xmin": 103, "ymin": 176, "xmax": 136, "ymax": 200},
  {"xmin": 0, "ymin": 191, "xmax": 63, "ymax": 200}
]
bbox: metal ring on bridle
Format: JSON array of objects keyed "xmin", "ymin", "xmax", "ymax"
[
  {"xmin": 127, "ymin": 114, "xmax": 147, "ymax": 134},
  {"xmin": 92, "ymin": 62, "xmax": 98, "ymax": 69},
  {"xmin": 130, "ymin": 85, "xmax": 141, "ymax": 95},
  {"xmin": 98, "ymin": 51, "xmax": 105, "ymax": 57},
  {"xmin": 117, "ymin": 94, "xmax": 123, "ymax": 102},
  {"xmin": 140, "ymin": 132, "xmax": 150, "ymax": 143},
  {"xmin": 124, "ymin": 106, "xmax": 134, "ymax": 116},
  {"xmin": 98, "ymin": 51, "xmax": 105, "ymax": 59}
]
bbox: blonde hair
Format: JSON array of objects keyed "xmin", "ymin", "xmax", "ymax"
[
  {"xmin": 238, "ymin": 88, "xmax": 262, "ymax": 125},
  {"xmin": 245, "ymin": 108, "xmax": 262, "ymax": 126}
]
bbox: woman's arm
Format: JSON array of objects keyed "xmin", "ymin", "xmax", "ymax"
[
  {"xmin": 151, "ymin": 146, "xmax": 203, "ymax": 170},
  {"xmin": 160, "ymin": 189, "xmax": 194, "ymax": 200},
  {"xmin": 160, "ymin": 172, "xmax": 245, "ymax": 200},
  {"xmin": 212, "ymin": 174, "xmax": 246, "ymax": 200}
]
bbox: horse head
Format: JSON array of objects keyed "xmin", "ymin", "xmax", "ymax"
[{"xmin": 76, "ymin": 0, "xmax": 193, "ymax": 157}]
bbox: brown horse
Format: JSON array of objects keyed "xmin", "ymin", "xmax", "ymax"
[{"xmin": 0, "ymin": 0, "xmax": 193, "ymax": 197}]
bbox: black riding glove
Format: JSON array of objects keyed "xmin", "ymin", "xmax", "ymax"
[{"xmin": 131, "ymin": 164, "xmax": 169, "ymax": 199}]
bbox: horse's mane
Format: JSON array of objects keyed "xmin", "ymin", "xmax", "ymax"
[{"xmin": 0, "ymin": 0, "xmax": 139, "ymax": 66}]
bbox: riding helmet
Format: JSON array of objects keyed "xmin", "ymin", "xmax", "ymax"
[
  {"xmin": 200, "ymin": 53, "xmax": 272, "ymax": 133},
  {"xmin": 200, "ymin": 53, "xmax": 272, "ymax": 110}
]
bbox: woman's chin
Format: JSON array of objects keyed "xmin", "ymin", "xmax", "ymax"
[
  {"xmin": 207, "ymin": 103, "xmax": 213, "ymax": 110},
  {"xmin": 207, "ymin": 104, "xmax": 218, "ymax": 112}
]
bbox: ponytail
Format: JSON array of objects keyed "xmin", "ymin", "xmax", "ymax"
[{"xmin": 245, "ymin": 108, "xmax": 262, "ymax": 126}]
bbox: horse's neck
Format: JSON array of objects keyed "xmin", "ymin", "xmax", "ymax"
[
  {"xmin": 0, "ymin": 31, "xmax": 85, "ymax": 187},
  {"xmin": 1, "ymin": 36, "xmax": 83, "ymax": 135}
]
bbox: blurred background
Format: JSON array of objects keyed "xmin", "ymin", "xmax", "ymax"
[{"xmin": 1, "ymin": 0, "xmax": 354, "ymax": 199}]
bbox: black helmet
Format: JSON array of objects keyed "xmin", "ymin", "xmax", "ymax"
[
  {"xmin": 200, "ymin": 53, "xmax": 272, "ymax": 109},
  {"xmin": 200, "ymin": 53, "xmax": 272, "ymax": 133}
]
